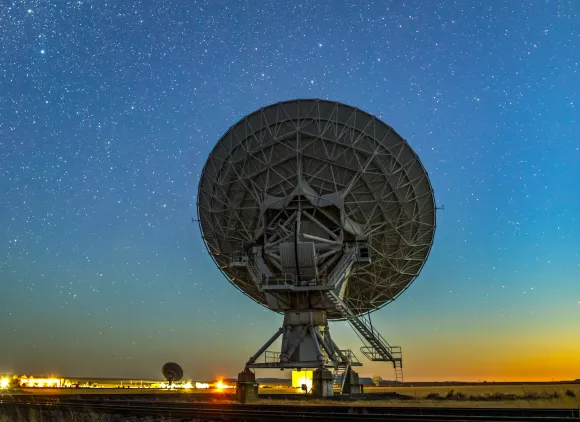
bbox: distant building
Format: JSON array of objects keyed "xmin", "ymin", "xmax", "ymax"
[{"xmin": 19, "ymin": 376, "xmax": 71, "ymax": 388}]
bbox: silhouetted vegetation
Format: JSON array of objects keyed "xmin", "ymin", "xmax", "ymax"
[
  {"xmin": 424, "ymin": 390, "xmax": 564, "ymax": 401},
  {"xmin": 0, "ymin": 410, "xmax": 170, "ymax": 421}
]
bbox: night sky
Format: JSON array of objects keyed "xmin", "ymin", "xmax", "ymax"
[{"xmin": 1, "ymin": 0, "xmax": 579, "ymax": 383}]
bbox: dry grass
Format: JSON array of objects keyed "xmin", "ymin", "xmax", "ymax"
[
  {"xmin": 368, "ymin": 384, "xmax": 580, "ymax": 398},
  {"xmin": 258, "ymin": 397, "xmax": 580, "ymax": 409},
  {"xmin": 0, "ymin": 409, "xmax": 105, "ymax": 422},
  {"xmin": 5, "ymin": 383, "xmax": 580, "ymax": 413},
  {"xmin": 258, "ymin": 384, "xmax": 580, "ymax": 409},
  {"xmin": 0, "ymin": 409, "xmax": 182, "ymax": 422}
]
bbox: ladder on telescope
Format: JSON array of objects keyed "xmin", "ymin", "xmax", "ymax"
[
  {"xmin": 394, "ymin": 358, "xmax": 404, "ymax": 383},
  {"xmin": 326, "ymin": 290, "xmax": 403, "ymax": 382}
]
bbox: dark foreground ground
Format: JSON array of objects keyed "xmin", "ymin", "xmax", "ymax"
[
  {"xmin": 0, "ymin": 382, "xmax": 579, "ymax": 422},
  {"xmin": 1, "ymin": 394, "xmax": 580, "ymax": 422}
]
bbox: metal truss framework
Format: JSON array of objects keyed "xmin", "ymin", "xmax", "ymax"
[
  {"xmin": 197, "ymin": 99, "xmax": 436, "ymax": 382},
  {"xmin": 198, "ymin": 99, "xmax": 436, "ymax": 316}
]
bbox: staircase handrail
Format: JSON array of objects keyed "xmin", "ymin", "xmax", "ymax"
[
  {"xmin": 339, "ymin": 349, "xmax": 360, "ymax": 365},
  {"xmin": 341, "ymin": 364, "xmax": 350, "ymax": 393},
  {"xmin": 328, "ymin": 290, "xmax": 396, "ymax": 361}
]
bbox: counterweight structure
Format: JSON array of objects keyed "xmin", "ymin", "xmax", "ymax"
[{"xmin": 197, "ymin": 99, "xmax": 436, "ymax": 391}]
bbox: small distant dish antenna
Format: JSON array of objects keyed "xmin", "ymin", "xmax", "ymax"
[{"xmin": 162, "ymin": 362, "xmax": 183, "ymax": 383}]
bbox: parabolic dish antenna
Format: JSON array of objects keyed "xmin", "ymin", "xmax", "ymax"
[
  {"xmin": 162, "ymin": 362, "xmax": 183, "ymax": 383},
  {"xmin": 197, "ymin": 99, "xmax": 436, "ymax": 388}
]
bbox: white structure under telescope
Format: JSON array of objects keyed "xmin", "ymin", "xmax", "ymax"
[{"xmin": 197, "ymin": 99, "xmax": 436, "ymax": 395}]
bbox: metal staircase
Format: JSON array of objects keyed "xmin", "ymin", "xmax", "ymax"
[
  {"xmin": 395, "ymin": 358, "xmax": 403, "ymax": 382},
  {"xmin": 333, "ymin": 364, "xmax": 349, "ymax": 392},
  {"xmin": 326, "ymin": 290, "xmax": 403, "ymax": 382}
]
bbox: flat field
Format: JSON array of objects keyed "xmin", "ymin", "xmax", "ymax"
[
  {"xmin": 372, "ymin": 383, "xmax": 580, "ymax": 396},
  {"xmin": 6, "ymin": 383, "xmax": 580, "ymax": 409},
  {"xmin": 262, "ymin": 383, "xmax": 580, "ymax": 408}
]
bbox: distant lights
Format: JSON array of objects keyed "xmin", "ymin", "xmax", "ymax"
[
  {"xmin": 0, "ymin": 377, "xmax": 9, "ymax": 389},
  {"xmin": 216, "ymin": 380, "xmax": 233, "ymax": 390},
  {"xmin": 19, "ymin": 376, "xmax": 65, "ymax": 388}
]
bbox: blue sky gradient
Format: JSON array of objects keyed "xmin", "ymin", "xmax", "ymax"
[{"xmin": 1, "ymin": 0, "xmax": 578, "ymax": 381}]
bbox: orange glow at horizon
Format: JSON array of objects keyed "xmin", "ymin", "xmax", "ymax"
[
  {"xmin": 216, "ymin": 380, "xmax": 233, "ymax": 390},
  {"xmin": 381, "ymin": 330, "xmax": 580, "ymax": 383}
]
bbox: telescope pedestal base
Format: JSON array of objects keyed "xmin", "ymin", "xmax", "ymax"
[
  {"xmin": 312, "ymin": 368, "xmax": 334, "ymax": 397},
  {"xmin": 341, "ymin": 367, "xmax": 361, "ymax": 394},
  {"xmin": 236, "ymin": 369, "xmax": 259, "ymax": 403},
  {"xmin": 246, "ymin": 310, "xmax": 355, "ymax": 370},
  {"xmin": 244, "ymin": 310, "xmax": 364, "ymax": 396}
]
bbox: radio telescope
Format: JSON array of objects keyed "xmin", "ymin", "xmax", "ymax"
[
  {"xmin": 197, "ymin": 99, "xmax": 436, "ymax": 393},
  {"xmin": 162, "ymin": 362, "xmax": 183, "ymax": 384}
]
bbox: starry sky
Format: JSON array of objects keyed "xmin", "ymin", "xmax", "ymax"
[{"xmin": 1, "ymin": 0, "xmax": 579, "ymax": 383}]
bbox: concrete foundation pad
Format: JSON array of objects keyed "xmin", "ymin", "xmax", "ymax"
[
  {"xmin": 312, "ymin": 368, "xmax": 334, "ymax": 397},
  {"xmin": 236, "ymin": 369, "xmax": 259, "ymax": 403}
]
